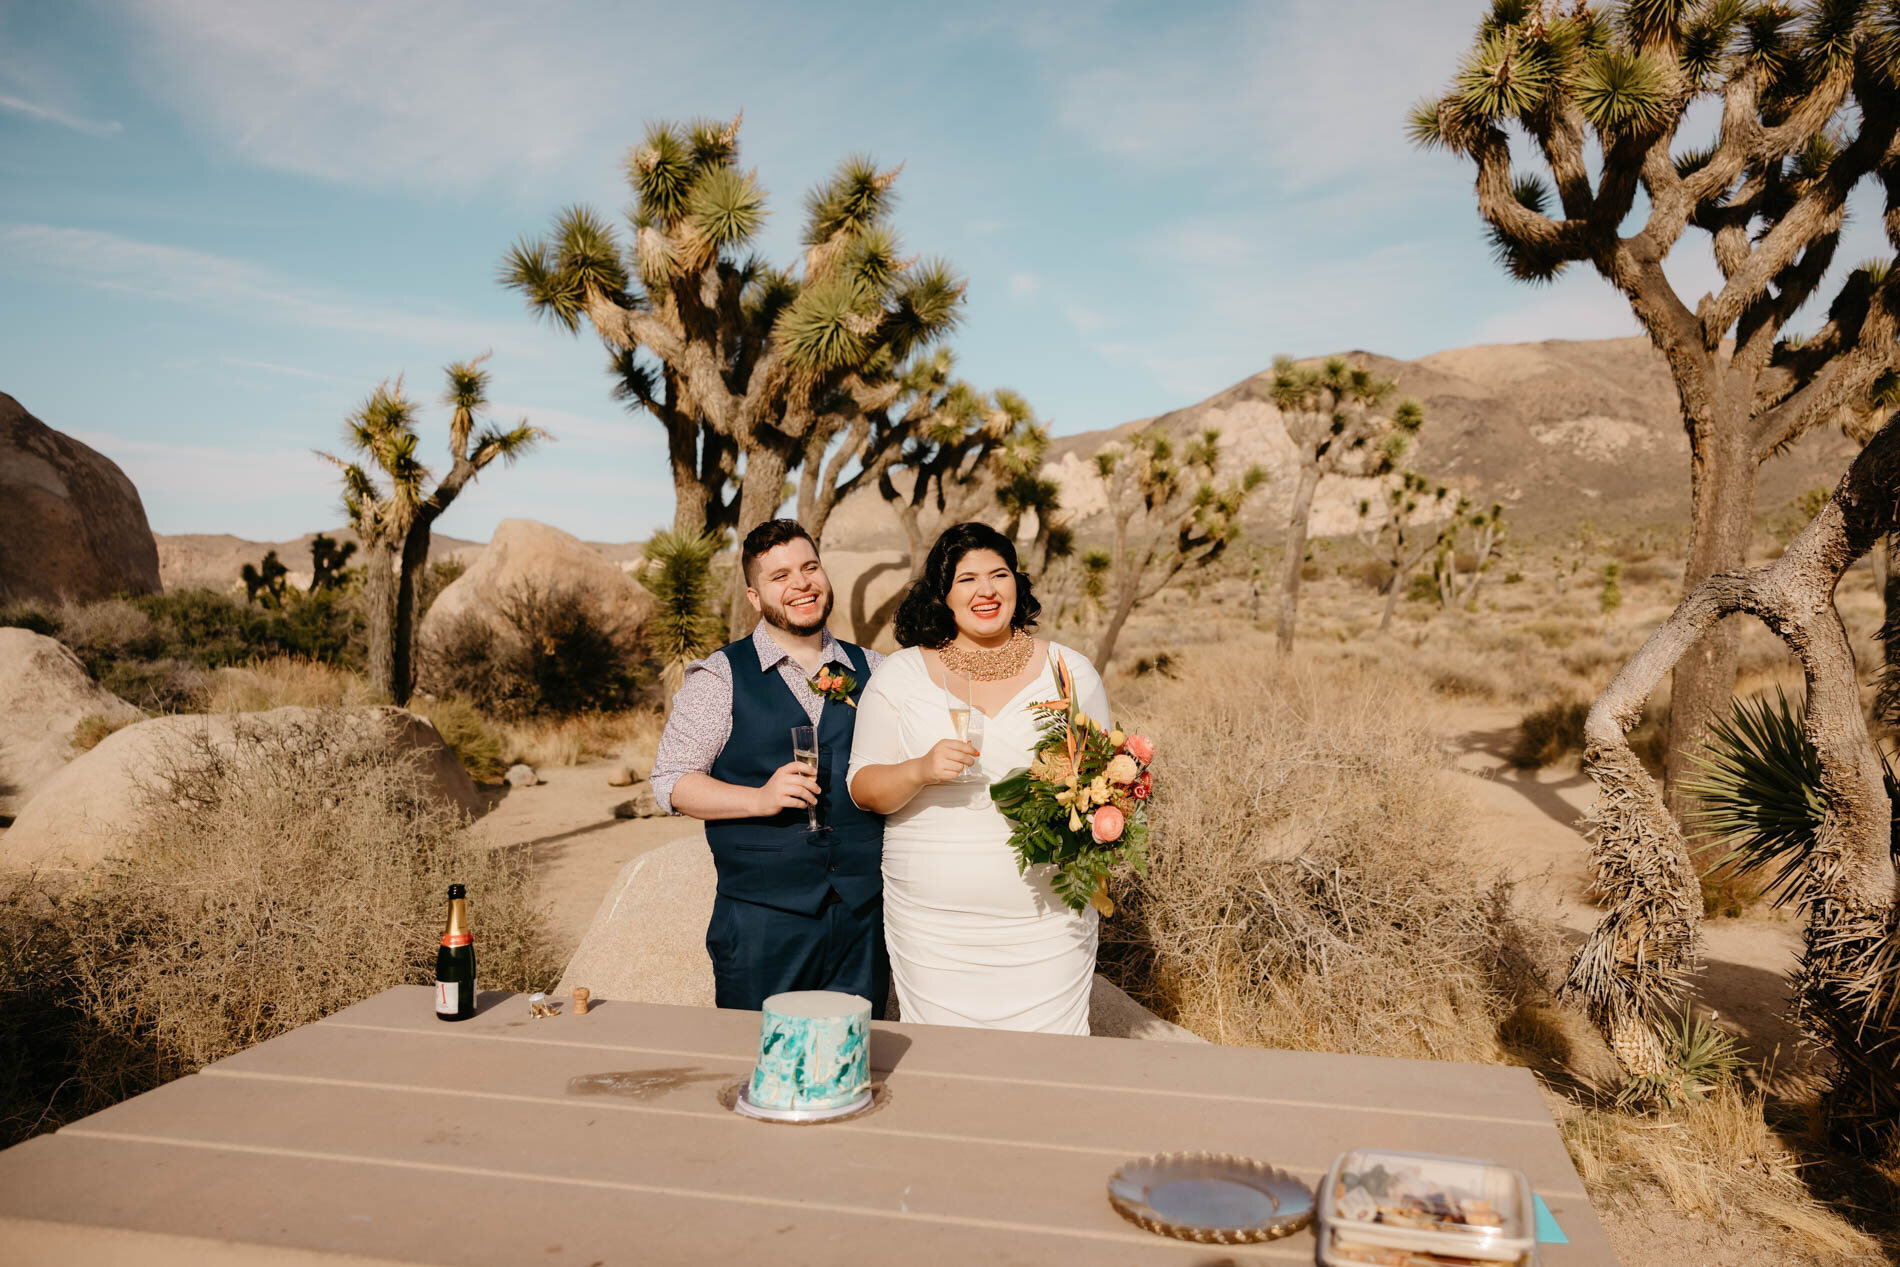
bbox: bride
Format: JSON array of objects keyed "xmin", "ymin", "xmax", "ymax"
[{"xmin": 847, "ymin": 522, "xmax": 1112, "ymax": 1035}]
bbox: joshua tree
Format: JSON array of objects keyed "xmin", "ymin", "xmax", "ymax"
[
  {"xmin": 1357, "ymin": 471, "xmax": 1455, "ymax": 632},
  {"xmin": 321, "ymin": 356, "xmax": 545, "ymax": 705},
  {"xmin": 1270, "ymin": 356, "xmax": 1424, "ymax": 651},
  {"xmin": 502, "ymin": 114, "xmax": 965, "ymax": 635},
  {"xmin": 1432, "ymin": 500, "xmax": 1509, "ymax": 611},
  {"xmin": 635, "ymin": 530, "xmax": 727, "ymax": 711},
  {"xmin": 240, "ymin": 550, "xmax": 289, "ymax": 608},
  {"xmin": 1089, "ymin": 428, "xmax": 1267, "ymax": 667},
  {"xmin": 308, "ymin": 532, "xmax": 356, "ymax": 593},
  {"xmin": 1419, "ymin": 0, "xmax": 1900, "ymax": 818},
  {"xmin": 1569, "ymin": 410, "xmax": 1900, "ymax": 1150}
]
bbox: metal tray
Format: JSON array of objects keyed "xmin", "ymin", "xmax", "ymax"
[{"xmin": 1107, "ymin": 1151, "xmax": 1314, "ymax": 1244}]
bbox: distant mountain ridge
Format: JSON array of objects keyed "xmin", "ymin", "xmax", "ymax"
[{"xmin": 824, "ymin": 335, "xmax": 1862, "ymax": 548}]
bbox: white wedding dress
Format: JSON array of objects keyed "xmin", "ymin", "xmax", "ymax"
[{"xmin": 848, "ymin": 641, "xmax": 1111, "ymax": 1035}]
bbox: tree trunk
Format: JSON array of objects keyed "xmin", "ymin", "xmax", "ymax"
[
  {"xmin": 1274, "ymin": 463, "xmax": 1321, "ymax": 653},
  {"xmin": 1094, "ymin": 580, "xmax": 1141, "ymax": 669},
  {"xmin": 391, "ymin": 524, "xmax": 434, "ymax": 706},
  {"xmin": 1572, "ymin": 414, "xmax": 1900, "ymax": 1147},
  {"xmin": 725, "ymin": 444, "xmax": 792, "ymax": 639},
  {"xmin": 364, "ymin": 544, "xmax": 398, "ymax": 703},
  {"xmin": 1379, "ymin": 546, "xmax": 1405, "ymax": 633},
  {"xmin": 1663, "ymin": 427, "xmax": 1761, "ymax": 826},
  {"xmin": 1876, "ymin": 533, "xmax": 1900, "ymax": 729}
]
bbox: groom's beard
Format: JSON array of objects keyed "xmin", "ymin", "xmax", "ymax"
[{"xmin": 762, "ymin": 587, "xmax": 833, "ymax": 637}]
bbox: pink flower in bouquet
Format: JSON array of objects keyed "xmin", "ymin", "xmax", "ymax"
[
  {"xmin": 1131, "ymin": 770, "xmax": 1153, "ymax": 801},
  {"xmin": 1122, "ymin": 734, "xmax": 1155, "ymax": 764},
  {"xmin": 1105, "ymin": 753, "xmax": 1139, "ymax": 785},
  {"xmin": 1091, "ymin": 804, "xmax": 1125, "ymax": 844}
]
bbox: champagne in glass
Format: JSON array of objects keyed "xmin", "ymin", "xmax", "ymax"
[
  {"xmin": 945, "ymin": 671, "xmax": 985, "ymax": 784},
  {"xmin": 791, "ymin": 725, "xmax": 820, "ymax": 831}
]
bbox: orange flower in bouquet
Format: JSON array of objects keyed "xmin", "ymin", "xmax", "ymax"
[{"xmin": 989, "ymin": 652, "xmax": 1155, "ymax": 915}]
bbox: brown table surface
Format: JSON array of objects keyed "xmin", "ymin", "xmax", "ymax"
[{"xmin": 0, "ymin": 986, "xmax": 1617, "ymax": 1265}]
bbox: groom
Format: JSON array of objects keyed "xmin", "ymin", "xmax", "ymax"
[{"xmin": 649, "ymin": 518, "xmax": 889, "ymax": 1017}]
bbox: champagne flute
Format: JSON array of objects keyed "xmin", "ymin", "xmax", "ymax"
[
  {"xmin": 790, "ymin": 725, "xmax": 820, "ymax": 831},
  {"xmin": 944, "ymin": 670, "xmax": 985, "ymax": 784}
]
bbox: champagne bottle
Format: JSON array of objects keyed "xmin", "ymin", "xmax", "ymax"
[{"xmin": 435, "ymin": 883, "xmax": 476, "ymax": 1021}]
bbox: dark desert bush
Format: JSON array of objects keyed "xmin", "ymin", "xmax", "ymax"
[
  {"xmin": 0, "ymin": 711, "xmax": 556, "ymax": 1145},
  {"xmin": 1100, "ymin": 644, "xmax": 1553, "ymax": 1060},
  {"xmin": 425, "ymin": 582, "xmax": 651, "ymax": 718},
  {"xmin": 1511, "ymin": 698, "xmax": 1590, "ymax": 768},
  {"xmin": 0, "ymin": 602, "xmax": 62, "ymax": 637},
  {"xmin": 411, "ymin": 696, "xmax": 509, "ymax": 783}
]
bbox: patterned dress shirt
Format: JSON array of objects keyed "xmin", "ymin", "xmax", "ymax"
[{"xmin": 649, "ymin": 624, "xmax": 885, "ymax": 814}]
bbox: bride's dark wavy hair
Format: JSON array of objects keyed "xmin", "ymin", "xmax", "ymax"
[{"xmin": 893, "ymin": 522, "xmax": 1041, "ymax": 649}]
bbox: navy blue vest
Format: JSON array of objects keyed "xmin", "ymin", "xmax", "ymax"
[{"xmin": 704, "ymin": 636, "xmax": 883, "ymax": 915}]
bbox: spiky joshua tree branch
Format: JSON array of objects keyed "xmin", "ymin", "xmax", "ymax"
[{"xmin": 1420, "ymin": 0, "xmax": 1900, "ymax": 820}]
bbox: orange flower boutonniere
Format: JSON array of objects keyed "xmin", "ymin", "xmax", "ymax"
[{"xmin": 810, "ymin": 665, "xmax": 858, "ymax": 708}]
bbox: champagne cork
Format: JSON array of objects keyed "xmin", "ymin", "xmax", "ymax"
[{"xmin": 571, "ymin": 986, "xmax": 591, "ymax": 1016}]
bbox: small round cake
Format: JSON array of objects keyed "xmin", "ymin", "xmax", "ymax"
[{"xmin": 747, "ymin": 990, "xmax": 871, "ymax": 1114}]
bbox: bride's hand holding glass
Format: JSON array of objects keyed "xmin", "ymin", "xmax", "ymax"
[{"xmin": 917, "ymin": 737, "xmax": 980, "ymax": 785}]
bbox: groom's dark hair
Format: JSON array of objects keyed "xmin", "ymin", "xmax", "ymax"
[
  {"xmin": 893, "ymin": 521, "xmax": 1041, "ymax": 649},
  {"xmin": 742, "ymin": 518, "xmax": 818, "ymax": 586}
]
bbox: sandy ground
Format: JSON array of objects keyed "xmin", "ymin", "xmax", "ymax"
[{"xmin": 466, "ymin": 765, "xmax": 697, "ymax": 962}]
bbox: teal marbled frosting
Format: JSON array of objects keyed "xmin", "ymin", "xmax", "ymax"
[{"xmin": 748, "ymin": 990, "xmax": 871, "ymax": 1112}]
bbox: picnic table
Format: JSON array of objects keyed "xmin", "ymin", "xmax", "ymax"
[{"xmin": 0, "ymin": 986, "xmax": 1617, "ymax": 1264}]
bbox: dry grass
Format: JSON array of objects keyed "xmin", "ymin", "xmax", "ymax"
[
  {"xmin": 0, "ymin": 711, "xmax": 559, "ymax": 1144},
  {"xmin": 1100, "ymin": 638, "xmax": 1558, "ymax": 1061},
  {"xmin": 496, "ymin": 709, "xmax": 663, "ymax": 773},
  {"xmin": 1561, "ymin": 1086, "xmax": 1888, "ymax": 1262},
  {"xmin": 202, "ymin": 656, "xmax": 375, "ymax": 712}
]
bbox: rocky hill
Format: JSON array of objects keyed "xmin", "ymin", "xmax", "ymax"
[
  {"xmin": 155, "ymin": 529, "xmax": 645, "ymax": 593},
  {"xmin": 824, "ymin": 336, "xmax": 1864, "ymax": 549}
]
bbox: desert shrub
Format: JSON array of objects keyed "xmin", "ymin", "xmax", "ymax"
[
  {"xmin": 1511, "ymin": 698, "xmax": 1590, "ymax": 768},
  {"xmin": 1503, "ymin": 570, "xmax": 1525, "ymax": 584},
  {"xmin": 70, "ymin": 712, "xmax": 136, "ymax": 753},
  {"xmin": 1523, "ymin": 618, "xmax": 1576, "ymax": 648},
  {"xmin": 0, "ymin": 712, "xmax": 556, "ymax": 1145},
  {"xmin": 57, "ymin": 598, "xmax": 162, "ymax": 671},
  {"xmin": 424, "ymin": 583, "xmax": 651, "ymax": 719},
  {"xmin": 0, "ymin": 602, "xmax": 62, "ymax": 636},
  {"xmin": 1348, "ymin": 559, "xmax": 1395, "ymax": 591},
  {"xmin": 1100, "ymin": 645, "xmax": 1552, "ymax": 1060},
  {"xmin": 1621, "ymin": 559, "xmax": 1665, "ymax": 585},
  {"xmin": 412, "ymin": 696, "xmax": 509, "ymax": 783},
  {"xmin": 1406, "ymin": 572, "xmax": 1437, "ymax": 602},
  {"xmin": 1299, "ymin": 562, "xmax": 1322, "ymax": 582},
  {"xmin": 95, "ymin": 657, "xmax": 208, "ymax": 712}
]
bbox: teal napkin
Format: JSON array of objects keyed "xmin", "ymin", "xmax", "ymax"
[{"xmin": 1533, "ymin": 1194, "xmax": 1569, "ymax": 1244}]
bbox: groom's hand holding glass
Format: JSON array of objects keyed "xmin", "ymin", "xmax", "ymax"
[{"xmin": 750, "ymin": 760, "xmax": 820, "ymax": 816}]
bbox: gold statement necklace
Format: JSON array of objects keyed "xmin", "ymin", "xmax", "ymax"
[{"xmin": 938, "ymin": 627, "xmax": 1035, "ymax": 682}]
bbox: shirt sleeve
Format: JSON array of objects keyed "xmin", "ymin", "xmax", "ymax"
[
  {"xmin": 846, "ymin": 655, "xmax": 908, "ymax": 809},
  {"xmin": 648, "ymin": 650, "xmax": 734, "ymax": 815}
]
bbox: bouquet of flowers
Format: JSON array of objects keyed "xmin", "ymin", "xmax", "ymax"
[{"xmin": 990, "ymin": 651, "xmax": 1155, "ymax": 915}]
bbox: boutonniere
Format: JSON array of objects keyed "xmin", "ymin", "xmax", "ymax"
[{"xmin": 810, "ymin": 665, "xmax": 858, "ymax": 708}]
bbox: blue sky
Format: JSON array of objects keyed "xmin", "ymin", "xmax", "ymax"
[{"xmin": 1, "ymin": 0, "xmax": 1880, "ymax": 544}]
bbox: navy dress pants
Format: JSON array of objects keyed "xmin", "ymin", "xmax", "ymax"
[{"xmin": 706, "ymin": 890, "xmax": 890, "ymax": 1020}]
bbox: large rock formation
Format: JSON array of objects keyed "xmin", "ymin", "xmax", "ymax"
[
  {"xmin": 1, "ymin": 705, "xmax": 481, "ymax": 872},
  {"xmin": 419, "ymin": 519, "xmax": 651, "ymax": 664},
  {"xmin": 0, "ymin": 393, "xmax": 161, "ymax": 605},
  {"xmin": 0, "ymin": 628, "xmax": 140, "ymax": 819},
  {"xmin": 557, "ymin": 835, "xmax": 1203, "ymax": 1042}
]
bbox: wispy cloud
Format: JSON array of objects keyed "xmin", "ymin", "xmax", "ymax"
[
  {"xmin": 222, "ymin": 357, "xmax": 356, "ymax": 384},
  {"xmin": 1008, "ymin": 271, "xmax": 1041, "ymax": 299},
  {"xmin": 71, "ymin": 431, "xmax": 336, "ymax": 506},
  {"xmin": 118, "ymin": 0, "xmax": 722, "ymax": 195},
  {"xmin": 0, "ymin": 93, "xmax": 121, "ymax": 137},
  {"xmin": 1, "ymin": 223, "xmax": 522, "ymax": 351}
]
